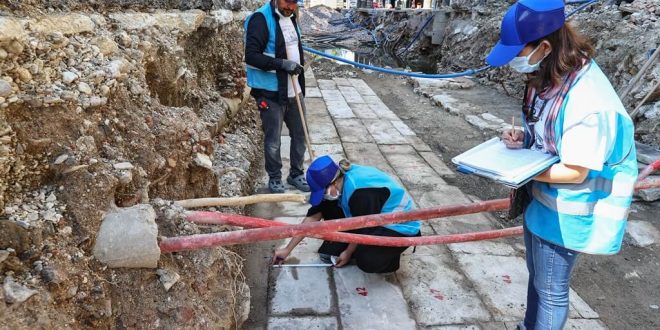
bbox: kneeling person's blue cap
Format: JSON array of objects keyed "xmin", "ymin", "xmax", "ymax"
[
  {"xmin": 306, "ymin": 155, "xmax": 340, "ymax": 206},
  {"xmin": 486, "ymin": 0, "xmax": 565, "ymax": 67}
]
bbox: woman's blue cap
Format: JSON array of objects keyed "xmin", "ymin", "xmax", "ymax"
[
  {"xmin": 306, "ymin": 155, "xmax": 340, "ymax": 206},
  {"xmin": 486, "ymin": 0, "xmax": 565, "ymax": 67}
]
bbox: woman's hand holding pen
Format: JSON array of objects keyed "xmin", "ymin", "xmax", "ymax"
[{"xmin": 501, "ymin": 129, "xmax": 524, "ymax": 149}]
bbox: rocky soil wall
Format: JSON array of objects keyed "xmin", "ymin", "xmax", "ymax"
[{"xmin": 1, "ymin": 1, "xmax": 263, "ymax": 328}]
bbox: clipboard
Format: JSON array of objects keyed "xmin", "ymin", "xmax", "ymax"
[{"xmin": 452, "ymin": 137, "xmax": 560, "ymax": 188}]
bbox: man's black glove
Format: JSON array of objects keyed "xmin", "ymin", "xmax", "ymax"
[{"xmin": 280, "ymin": 59, "xmax": 304, "ymax": 76}]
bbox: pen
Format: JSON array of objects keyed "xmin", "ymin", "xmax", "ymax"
[{"xmin": 512, "ymin": 116, "xmax": 515, "ymax": 132}]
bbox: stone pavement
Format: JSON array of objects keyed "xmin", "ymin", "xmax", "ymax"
[{"xmin": 245, "ymin": 69, "xmax": 607, "ymax": 330}]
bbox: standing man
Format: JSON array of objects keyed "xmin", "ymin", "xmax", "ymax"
[{"xmin": 244, "ymin": 0, "xmax": 310, "ymax": 193}]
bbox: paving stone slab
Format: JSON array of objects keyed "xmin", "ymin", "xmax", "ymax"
[
  {"xmin": 306, "ymin": 87, "xmax": 323, "ymax": 98},
  {"xmin": 306, "ymin": 98, "xmax": 330, "ymax": 118},
  {"xmin": 406, "ymin": 135, "xmax": 433, "ymax": 152},
  {"xmin": 447, "ymin": 241, "xmax": 517, "ymax": 256},
  {"xmin": 362, "ymin": 119, "xmax": 409, "ymax": 144},
  {"xmin": 334, "ymin": 118, "xmax": 374, "ymax": 143},
  {"xmin": 332, "ymin": 77, "xmax": 352, "ymax": 86},
  {"xmin": 307, "ymin": 77, "xmax": 318, "ymax": 87},
  {"xmin": 338, "ymin": 86, "xmax": 366, "ymax": 103},
  {"xmin": 307, "ymin": 115, "xmax": 341, "ymax": 144},
  {"xmin": 380, "ymin": 145, "xmax": 447, "ymax": 189},
  {"xmin": 321, "ymin": 89, "xmax": 345, "ymax": 102},
  {"xmin": 342, "ymin": 142, "xmax": 398, "ymax": 178},
  {"xmin": 426, "ymin": 324, "xmax": 509, "ymax": 330},
  {"xmin": 349, "ymin": 102, "xmax": 379, "ymax": 119},
  {"xmin": 419, "ymin": 151, "xmax": 456, "ymax": 177},
  {"xmin": 311, "ymin": 144, "xmax": 345, "ymax": 160},
  {"xmin": 317, "ymin": 79, "xmax": 337, "ymax": 90},
  {"xmin": 267, "ymin": 316, "xmax": 338, "ymax": 330},
  {"xmin": 456, "ymin": 254, "xmax": 548, "ymax": 322},
  {"xmin": 569, "ymin": 289, "xmax": 600, "ymax": 319},
  {"xmin": 267, "ymin": 316, "xmax": 339, "ymax": 330},
  {"xmin": 363, "ymin": 96, "xmax": 399, "ymax": 120},
  {"xmin": 270, "ymin": 267, "xmax": 333, "ymax": 315},
  {"xmin": 325, "ymin": 100, "xmax": 356, "ymax": 119},
  {"xmin": 565, "ymin": 319, "xmax": 607, "ymax": 330},
  {"xmin": 391, "ymin": 120, "xmax": 416, "ymax": 136},
  {"xmin": 398, "ymin": 245, "xmax": 491, "ymax": 326},
  {"xmin": 348, "ymin": 78, "xmax": 378, "ymax": 96},
  {"xmin": 334, "ymin": 266, "xmax": 417, "ymax": 330}
]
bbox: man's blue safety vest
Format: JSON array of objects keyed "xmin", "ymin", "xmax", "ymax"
[
  {"xmin": 339, "ymin": 165, "xmax": 421, "ymax": 236},
  {"xmin": 244, "ymin": 2, "xmax": 278, "ymax": 92},
  {"xmin": 524, "ymin": 61, "xmax": 638, "ymax": 255}
]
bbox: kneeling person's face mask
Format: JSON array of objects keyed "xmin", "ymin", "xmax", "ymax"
[
  {"xmin": 509, "ymin": 44, "xmax": 547, "ymax": 73},
  {"xmin": 324, "ymin": 185, "xmax": 340, "ymax": 201}
]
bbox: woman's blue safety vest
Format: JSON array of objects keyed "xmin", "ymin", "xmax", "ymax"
[
  {"xmin": 339, "ymin": 165, "xmax": 421, "ymax": 236},
  {"xmin": 524, "ymin": 62, "xmax": 638, "ymax": 255}
]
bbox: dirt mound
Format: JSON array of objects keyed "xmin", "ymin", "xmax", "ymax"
[{"xmin": 0, "ymin": 6, "xmax": 261, "ymax": 328}]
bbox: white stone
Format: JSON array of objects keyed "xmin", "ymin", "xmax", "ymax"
[
  {"xmin": 78, "ymin": 82, "xmax": 92, "ymax": 95},
  {"xmin": 0, "ymin": 80, "xmax": 12, "ymax": 98},
  {"xmin": 54, "ymin": 154, "xmax": 69, "ymax": 165},
  {"xmin": 3, "ymin": 276, "xmax": 38, "ymax": 304},
  {"xmin": 0, "ymin": 250, "xmax": 9, "ymax": 263},
  {"xmin": 626, "ymin": 220, "xmax": 660, "ymax": 247},
  {"xmin": 113, "ymin": 162, "xmax": 134, "ymax": 170},
  {"xmin": 92, "ymin": 36, "xmax": 118, "ymax": 56},
  {"xmin": 157, "ymin": 268, "xmax": 180, "ymax": 292},
  {"xmin": 637, "ymin": 187, "xmax": 660, "ymax": 202},
  {"xmin": 334, "ymin": 266, "xmax": 417, "ymax": 329},
  {"xmin": 106, "ymin": 59, "xmax": 128, "ymax": 79},
  {"xmin": 409, "ymin": 77, "xmax": 476, "ymax": 91},
  {"xmin": 29, "ymin": 14, "xmax": 96, "ymax": 35},
  {"xmin": 431, "ymin": 93, "xmax": 463, "ymax": 115},
  {"xmin": 270, "ymin": 267, "xmax": 333, "ymax": 315},
  {"xmin": 209, "ymin": 9, "xmax": 233, "ymax": 25},
  {"xmin": 93, "ymin": 204, "xmax": 160, "ymax": 268},
  {"xmin": 109, "ymin": 10, "xmax": 206, "ymax": 34},
  {"xmin": 481, "ymin": 113, "xmax": 505, "ymax": 123},
  {"xmin": 465, "ymin": 115, "xmax": 496, "ymax": 131},
  {"xmin": 267, "ymin": 317, "xmax": 338, "ymax": 330},
  {"xmin": 0, "ymin": 17, "xmax": 26, "ymax": 42},
  {"xmin": 193, "ymin": 153, "xmax": 213, "ymax": 169},
  {"xmin": 635, "ymin": 142, "xmax": 660, "ymax": 165}
]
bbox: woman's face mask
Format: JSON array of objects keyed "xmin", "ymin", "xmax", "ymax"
[{"xmin": 509, "ymin": 44, "xmax": 547, "ymax": 73}]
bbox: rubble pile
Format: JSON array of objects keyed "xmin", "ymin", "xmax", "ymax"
[{"xmin": 0, "ymin": 1, "xmax": 263, "ymax": 328}]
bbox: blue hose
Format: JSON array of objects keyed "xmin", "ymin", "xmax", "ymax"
[{"xmin": 304, "ymin": 46, "xmax": 491, "ymax": 78}]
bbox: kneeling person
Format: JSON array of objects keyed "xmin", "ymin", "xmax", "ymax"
[{"xmin": 273, "ymin": 155, "xmax": 420, "ymax": 273}]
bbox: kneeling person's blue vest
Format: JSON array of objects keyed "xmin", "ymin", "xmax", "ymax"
[
  {"xmin": 339, "ymin": 165, "xmax": 421, "ymax": 236},
  {"xmin": 244, "ymin": 2, "xmax": 278, "ymax": 92}
]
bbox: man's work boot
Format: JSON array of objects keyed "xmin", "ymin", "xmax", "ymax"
[
  {"xmin": 287, "ymin": 174, "xmax": 310, "ymax": 192},
  {"xmin": 268, "ymin": 178, "xmax": 286, "ymax": 194}
]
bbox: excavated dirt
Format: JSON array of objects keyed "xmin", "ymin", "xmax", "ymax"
[{"xmin": 0, "ymin": 2, "xmax": 264, "ymax": 328}]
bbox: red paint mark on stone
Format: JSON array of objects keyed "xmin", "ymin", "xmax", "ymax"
[
  {"xmin": 502, "ymin": 275, "xmax": 512, "ymax": 284},
  {"xmin": 430, "ymin": 288, "xmax": 444, "ymax": 301},
  {"xmin": 356, "ymin": 287, "xmax": 368, "ymax": 296}
]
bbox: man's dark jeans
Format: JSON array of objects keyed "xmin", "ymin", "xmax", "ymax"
[{"xmin": 256, "ymin": 94, "xmax": 307, "ymax": 180}]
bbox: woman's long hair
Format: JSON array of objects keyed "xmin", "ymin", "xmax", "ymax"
[{"xmin": 528, "ymin": 23, "xmax": 595, "ymax": 91}]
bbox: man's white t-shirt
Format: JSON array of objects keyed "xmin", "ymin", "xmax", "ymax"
[{"xmin": 276, "ymin": 9, "xmax": 302, "ymax": 98}]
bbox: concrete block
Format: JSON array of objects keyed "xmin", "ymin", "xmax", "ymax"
[
  {"xmin": 625, "ymin": 220, "xmax": 660, "ymax": 247},
  {"xmin": 349, "ymin": 103, "xmax": 379, "ymax": 119},
  {"xmin": 635, "ymin": 142, "xmax": 660, "ymax": 165},
  {"xmin": 338, "ymin": 86, "xmax": 365, "ymax": 104},
  {"xmin": 270, "ymin": 267, "xmax": 333, "ymax": 315},
  {"xmin": 93, "ymin": 204, "xmax": 160, "ymax": 268},
  {"xmin": 308, "ymin": 115, "xmax": 341, "ymax": 144},
  {"xmin": 332, "ymin": 77, "xmax": 352, "ymax": 86},
  {"xmin": 325, "ymin": 100, "xmax": 356, "ymax": 119},
  {"xmin": 419, "ymin": 151, "xmax": 455, "ymax": 177},
  {"xmin": 391, "ymin": 120, "xmax": 416, "ymax": 136},
  {"xmin": 362, "ymin": 119, "xmax": 408, "ymax": 144},
  {"xmin": 569, "ymin": 289, "xmax": 600, "ymax": 319},
  {"xmin": 455, "ymin": 254, "xmax": 529, "ymax": 321},
  {"xmin": 397, "ymin": 246, "xmax": 491, "ymax": 326},
  {"xmin": 267, "ymin": 317, "xmax": 338, "ymax": 330},
  {"xmin": 348, "ymin": 78, "xmax": 378, "ymax": 96},
  {"xmin": 334, "ymin": 119, "xmax": 374, "ymax": 143},
  {"xmin": 317, "ymin": 79, "xmax": 337, "ymax": 90},
  {"xmin": 306, "ymin": 87, "xmax": 323, "ymax": 98},
  {"xmin": 334, "ymin": 267, "xmax": 417, "ymax": 329}
]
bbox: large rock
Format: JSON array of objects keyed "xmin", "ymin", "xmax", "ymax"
[
  {"xmin": 28, "ymin": 14, "xmax": 96, "ymax": 35},
  {"xmin": 0, "ymin": 17, "xmax": 26, "ymax": 42},
  {"xmin": 93, "ymin": 204, "xmax": 160, "ymax": 268},
  {"xmin": 109, "ymin": 10, "xmax": 206, "ymax": 34},
  {"xmin": 4, "ymin": 276, "xmax": 38, "ymax": 305},
  {"xmin": 636, "ymin": 142, "xmax": 660, "ymax": 165}
]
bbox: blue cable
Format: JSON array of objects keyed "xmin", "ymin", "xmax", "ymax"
[
  {"xmin": 304, "ymin": 46, "xmax": 491, "ymax": 78},
  {"xmin": 397, "ymin": 14, "xmax": 435, "ymax": 56},
  {"xmin": 566, "ymin": 0, "xmax": 598, "ymax": 17}
]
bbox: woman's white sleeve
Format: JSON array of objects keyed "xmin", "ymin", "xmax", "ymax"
[{"xmin": 560, "ymin": 112, "xmax": 615, "ymax": 171}]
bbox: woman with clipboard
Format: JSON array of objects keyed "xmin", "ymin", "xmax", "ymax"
[{"xmin": 488, "ymin": 0, "xmax": 638, "ymax": 329}]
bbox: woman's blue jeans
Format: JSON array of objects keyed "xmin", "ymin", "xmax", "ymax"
[{"xmin": 520, "ymin": 227, "xmax": 580, "ymax": 330}]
